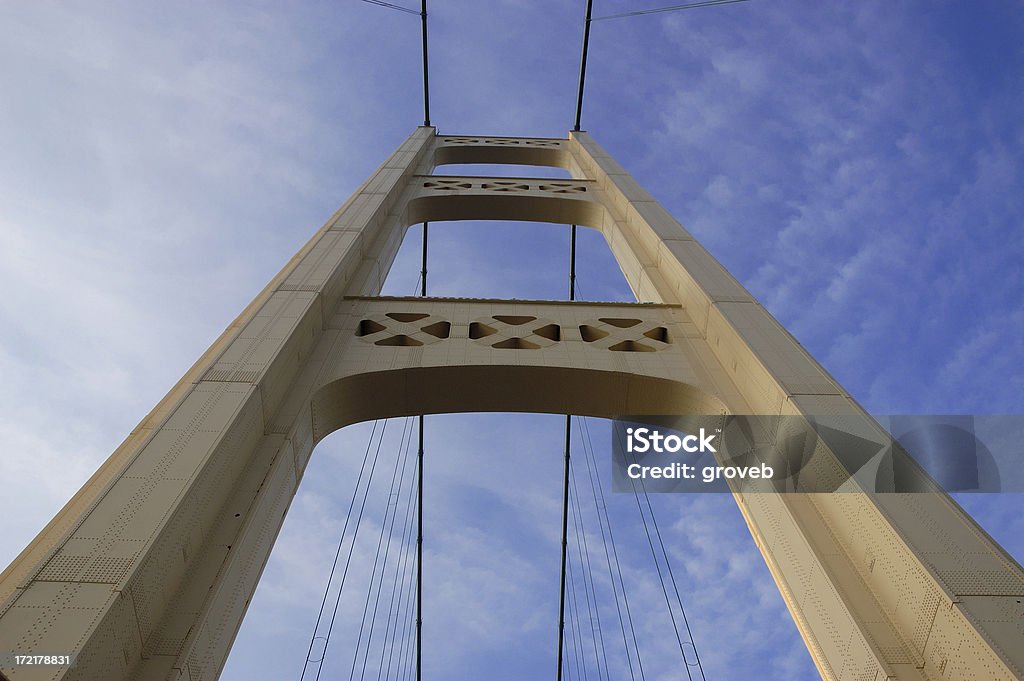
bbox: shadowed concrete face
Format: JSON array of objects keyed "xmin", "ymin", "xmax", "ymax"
[{"xmin": 0, "ymin": 128, "xmax": 1021, "ymax": 681}]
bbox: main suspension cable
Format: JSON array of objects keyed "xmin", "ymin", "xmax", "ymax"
[
  {"xmin": 358, "ymin": 0, "xmax": 419, "ymax": 15},
  {"xmin": 354, "ymin": 0, "xmax": 429, "ymax": 128},
  {"xmin": 593, "ymin": 0, "xmax": 751, "ymax": 21}
]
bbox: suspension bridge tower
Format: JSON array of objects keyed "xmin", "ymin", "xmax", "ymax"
[{"xmin": 0, "ymin": 127, "xmax": 1022, "ymax": 681}]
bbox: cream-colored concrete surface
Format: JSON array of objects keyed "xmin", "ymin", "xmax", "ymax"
[{"xmin": 0, "ymin": 127, "xmax": 1020, "ymax": 681}]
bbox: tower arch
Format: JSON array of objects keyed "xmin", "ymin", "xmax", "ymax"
[{"xmin": 310, "ymin": 365, "xmax": 726, "ymax": 444}]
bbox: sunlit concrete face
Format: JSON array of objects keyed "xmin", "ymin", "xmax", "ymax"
[{"xmin": 0, "ymin": 128, "xmax": 1021, "ymax": 681}]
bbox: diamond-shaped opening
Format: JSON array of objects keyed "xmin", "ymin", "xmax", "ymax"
[
  {"xmin": 599, "ymin": 317, "xmax": 643, "ymax": 328},
  {"xmin": 539, "ymin": 184, "xmax": 586, "ymax": 193},
  {"xmin": 375, "ymin": 335, "xmax": 423, "ymax": 347},
  {"xmin": 492, "ymin": 337, "xmax": 540, "ymax": 350},
  {"xmin": 643, "ymin": 327, "xmax": 670, "ymax": 343},
  {"xmin": 424, "ymin": 180, "xmax": 472, "ymax": 189},
  {"xmin": 482, "ymin": 183, "xmax": 530, "ymax": 192},
  {"xmin": 533, "ymin": 324, "xmax": 561, "ymax": 341},
  {"xmin": 469, "ymin": 322, "xmax": 498, "ymax": 339},
  {"xmin": 357, "ymin": 319, "xmax": 387, "ymax": 336},
  {"xmin": 493, "ymin": 315, "xmax": 536, "ymax": 326},
  {"xmin": 387, "ymin": 312, "xmax": 430, "ymax": 322},
  {"xmin": 421, "ymin": 321, "xmax": 451, "ymax": 339},
  {"xmin": 579, "ymin": 325, "xmax": 610, "ymax": 342},
  {"xmin": 608, "ymin": 340, "xmax": 656, "ymax": 352}
]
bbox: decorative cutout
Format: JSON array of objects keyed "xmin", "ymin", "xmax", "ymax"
[
  {"xmin": 533, "ymin": 324, "xmax": 561, "ymax": 341},
  {"xmin": 440, "ymin": 137, "xmax": 562, "ymax": 148},
  {"xmin": 579, "ymin": 318, "xmax": 671, "ymax": 352},
  {"xmin": 492, "ymin": 337, "xmax": 540, "ymax": 350},
  {"xmin": 376, "ymin": 335, "xmax": 423, "ymax": 347},
  {"xmin": 579, "ymin": 325, "xmax": 609, "ymax": 342},
  {"xmin": 643, "ymin": 327, "xmax": 669, "ymax": 343},
  {"xmin": 493, "ymin": 315, "xmax": 536, "ymax": 325},
  {"xmin": 538, "ymin": 182, "xmax": 586, "ymax": 194},
  {"xmin": 480, "ymin": 181, "xmax": 530, "ymax": 192},
  {"xmin": 423, "ymin": 179, "xmax": 472, "ymax": 190},
  {"xmin": 469, "ymin": 322, "xmax": 498, "ymax": 339},
  {"xmin": 608, "ymin": 340, "xmax": 656, "ymax": 352},
  {"xmin": 420, "ymin": 177, "xmax": 590, "ymax": 197},
  {"xmin": 357, "ymin": 312, "xmax": 451, "ymax": 347},
  {"xmin": 600, "ymin": 317, "xmax": 642, "ymax": 328},
  {"xmin": 356, "ymin": 310, "xmax": 670, "ymax": 354},
  {"xmin": 387, "ymin": 312, "xmax": 430, "ymax": 322},
  {"xmin": 421, "ymin": 321, "xmax": 451, "ymax": 339},
  {"xmin": 470, "ymin": 315, "xmax": 561, "ymax": 350},
  {"xmin": 358, "ymin": 319, "xmax": 387, "ymax": 336}
]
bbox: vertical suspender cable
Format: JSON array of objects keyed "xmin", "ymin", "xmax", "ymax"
[
  {"xmin": 417, "ymin": 0, "xmax": 429, "ymax": 651},
  {"xmin": 420, "ymin": 0, "xmax": 430, "ymax": 126},
  {"xmin": 557, "ymin": 215, "xmax": 579, "ymax": 681},
  {"xmin": 556, "ymin": 414, "xmax": 572, "ymax": 681},
  {"xmin": 576, "ymin": 418, "xmax": 638, "ymax": 681},
  {"xmin": 301, "ymin": 420, "xmax": 380, "ymax": 681},
  {"xmin": 569, "ymin": 225, "xmax": 577, "ymax": 301},
  {"xmin": 567, "ymin": 436, "xmax": 609, "ymax": 680},
  {"xmin": 573, "ymin": 0, "xmax": 594, "ymax": 131},
  {"xmin": 417, "ymin": 0, "xmax": 429, "ymax": 670},
  {"xmin": 420, "ymin": 224, "xmax": 428, "ymax": 297},
  {"xmin": 566, "ymin": 552, "xmax": 586, "ymax": 681},
  {"xmin": 622, "ymin": 421, "xmax": 707, "ymax": 679},
  {"xmin": 313, "ymin": 421, "xmax": 391, "ymax": 681},
  {"xmin": 416, "ymin": 219, "xmax": 427, "ymax": 681},
  {"xmin": 415, "ymin": 415, "xmax": 423, "ymax": 681},
  {"xmin": 567, "ymin": 1, "xmax": 587, "ymax": 668},
  {"xmin": 379, "ymin": 423, "xmax": 420, "ymax": 681},
  {"xmin": 348, "ymin": 418, "xmax": 414, "ymax": 681}
]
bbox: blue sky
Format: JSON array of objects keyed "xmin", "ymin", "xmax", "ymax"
[{"xmin": 0, "ymin": 2, "xmax": 1022, "ymax": 680}]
